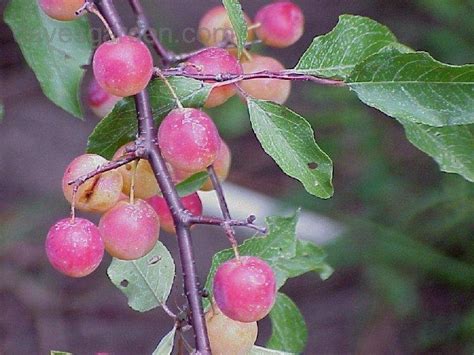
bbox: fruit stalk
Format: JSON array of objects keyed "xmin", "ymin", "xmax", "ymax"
[
  {"xmin": 91, "ymin": 0, "xmax": 211, "ymax": 352},
  {"xmin": 207, "ymin": 166, "xmax": 239, "ymax": 254}
]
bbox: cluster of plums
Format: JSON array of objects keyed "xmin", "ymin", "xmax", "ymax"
[
  {"xmin": 39, "ymin": 0, "xmax": 304, "ymax": 115},
  {"xmin": 46, "ymin": 106, "xmax": 273, "ymax": 352},
  {"xmin": 47, "ymin": 106, "xmax": 231, "ymax": 276},
  {"xmin": 39, "ymin": 0, "xmax": 306, "ymax": 352}
]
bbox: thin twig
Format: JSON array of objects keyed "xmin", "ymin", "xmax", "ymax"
[
  {"xmin": 161, "ymin": 67, "xmax": 345, "ymax": 86},
  {"xmin": 188, "ymin": 214, "xmax": 267, "ymax": 234},
  {"xmin": 207, "ymin": 166, "xmax": 240, "ymax": 258},
  {"xmin": 68, "ymin": 154, "xmax": 138, "ymax": 187},
  {"xmin": 128, "ymin": 0, "xmax": 258, "ymax": 66},
  {"xmin": 127, "ymin": 0, "xmax": 176, "ymax": 65},
  {"xmin": 127, "ymin": 0, "xmax": 183, "ymax": 109}
]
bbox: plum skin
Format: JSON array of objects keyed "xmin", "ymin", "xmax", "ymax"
[
  {"xmin": 213, "ymin": 256, "xmax": 277, "ymax": 323},
  {"xmin": 198, "ymin": 5, "xmax": 255, "ymax": 50},
  {"xmin": 255, "ymin": 1, "xmax": 305, "ymax": 48},
  {"xmin": 87, "ymin": 78, "xmax": 121, "ymax": 118},
  {"xmin": 147, "ymin": 193, "xmax": 203, "ymax": 234},
  {"xmin": 201, "ymin": 140, "xmax": 231, "ymax": 191},
  {"xmin": 62, "ymin": 154, "xmax": 123, "ymax": 214},
  {"xmin": 113, "ymin": 143, "xmax": 160, "ymax": 199},
  {"xmin": 205, "ymin": 304, "xmax": 258, "ymax": 355},
  {"xmin": 99, "ymin": 199, "xmax": 160, "ymax": 260},
  {"xmin": 184, "ymin": 47, "xmax": 243, "ymax": 108},
  {"xmin": 45, "ymin": 218, "xmax": 104, "ymax": 278},
  {"xmin": 38, "ymin": 0, "xmax": 85, "ymax": 21},
  {"xmin": 158, "ymin": 108, "xmax": 221, "ymax": 173},
  {"xmin": 240, "ymin": 54, "xmax": 292, "ymax": 104},
  {"xmin": 93, "ymin": 36, "xmax": 153, "ymax": 97}
]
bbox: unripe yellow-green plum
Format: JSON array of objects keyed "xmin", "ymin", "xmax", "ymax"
[{"xmin": 205, "ymin": 304, "xmax": 258, "ymax": 355}]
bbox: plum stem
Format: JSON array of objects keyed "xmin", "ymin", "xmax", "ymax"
[{"xmin": 207, "ymin": 166, "xmax": 240, "ymax": 259}]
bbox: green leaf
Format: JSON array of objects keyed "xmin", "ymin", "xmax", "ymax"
[
  {"xmin": 295, "ymin": 15, "xmax": 399, "ymax": 79},
  {"xmin": 267, "ymin": 293, "xmax": 308, "ymax": 353},
  {"xmin": 4, "ymin": 0, "xmax": 91, "ymax": 118},
  {"xmin": 204, "ymin": 214, "xmax": 298, "ymax": 309},
  {"xmin": 87, "ymin": 77, "xmax": 212, "ymax": 159},
  {"xmin": 222, "ymin": 0, "xmax": 248, "ymax": 57},
  {"xmin": 107, "ymin": 241, "xmax": 175, "ymax": 312},
  {"xmin": 348, "ymin": 51, "xmax": 474, "ymax": 127},
  {"xmin": 175, "ymin": 171, "xmax": 208, "ymax": 197},
  {"xmin": 152, "ymin": 327, "xmax": 176, "ymax": 355},
  {"xmin": 247, "ymin": 99, "xmax": 333, "ymax": 199},
  {"xmin": 0, "ymin": 103, "xmax": 4, "ymax": 121},
  {"xmin": 400, "ymin": 120, "xmax": 474, "ymax": 182},
  {"xmin": 249, "ymin": 346, "xmax": 293, "ymax": 355},
  {"xmin": 380, "ymin": 42, "xmax": 414, "ymax": 54},
  {"xmin": 274, "ymin": 240, "xmax": 333, "ymax": 281},
  {"xmin": 50, "ymin": 352, "xmax": 72, "ymax": 355}
]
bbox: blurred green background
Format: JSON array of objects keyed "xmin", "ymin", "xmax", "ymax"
[{"xmin": 1, "ymin": 0, "xmax": 473, "ymax": 353}]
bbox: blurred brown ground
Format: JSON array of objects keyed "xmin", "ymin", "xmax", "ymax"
[{"xmin": 0, "ymin": 0, "xmax": 452, "ymax": 354}]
